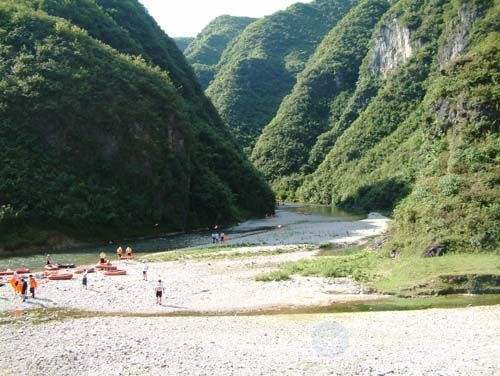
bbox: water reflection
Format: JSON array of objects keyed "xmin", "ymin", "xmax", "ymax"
[{"xmin": 282, "ymin": 204, "xmax": 365, "ymax": 220}]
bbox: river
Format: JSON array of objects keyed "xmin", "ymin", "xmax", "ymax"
[{"xmin": 0, "ymin": 205, "xmax": 364, "ymax": 271}]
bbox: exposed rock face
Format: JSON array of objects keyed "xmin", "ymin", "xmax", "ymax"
[
  {"xmin": 438, "ymin": 3, "xmax": 478, "ymax": 68},
  {"xmin": 432, "ymin": 96, "xmax": 469, "ymax": 135},
  {"xmin": 369, "ymin": 18, "xmax": 413, "ymax": 76},
  {"xmin": 423, "ymin": 243, "xmax": 447, "ymax": 257}
]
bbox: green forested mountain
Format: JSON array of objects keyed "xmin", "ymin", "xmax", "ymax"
[
  {"xmin": 1, "ymin": 0, "xmax": 497, "ymax": 257},
  {"xmin": 183, "ymin": 15, "xmax": 256, "ymax": 88},
  {"xmin": 256, "ymin": 0, "xmax": 497, "ymax": 254},
  {"xmin": 188, "ymin": 0, "xmax": 498, "ymax": 254},
  {"xmin": 174, "ymin": 37, "xmax": 194, "ymax": 52},
  {"xmin": 252, "ymin": 0, "xmax": 390, "ymax": 184},
  {"xmin": 305, "ymin": 0, "xmax": 499, "ymax": 254},
  {"xmin": 206, "ymin": 0, "xmax": 358, "ymax": 151},
  {"xmin": 0, "ymin": 0, "xmax": 274, "ymax": 249}
]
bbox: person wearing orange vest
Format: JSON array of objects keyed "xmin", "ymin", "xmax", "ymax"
[
  {"xmin": 28, "ymin": 275, "xmax": 37, "ymax": 298},
  {"xmin": 16, "ymin": 278, "xmax": 23, "ymax": 294},
  {"xmin": 9, "ymin": 272, "xmax": 19, "ymax": 294}
]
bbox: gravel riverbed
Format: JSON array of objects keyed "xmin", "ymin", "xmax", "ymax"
[
  {"xmin": 0, "ymin": 248, "xmax": 379, "ymax": 314},
  {"xmin": 1, "ymin": 306, "xmax": 498, "ymax": 375},
  {"xmin": 2, "ymin": 211, "xmax": 497, "ymax": 375},
  {"xmin": 0, "ymin": 212, "xmax": 390, "ymax": 314}
]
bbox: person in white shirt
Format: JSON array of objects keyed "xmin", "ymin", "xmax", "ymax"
[{"xmin": 142, "ymin": 262, "xmax": 149, "ymax": 281}]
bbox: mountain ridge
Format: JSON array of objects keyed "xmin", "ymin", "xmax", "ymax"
[
  {"xmin": 189, "ymin": 0, "xmax": 499, "ymax": 254},
  {"xmin": 184, "ymin": 15, "xmax": 256, "ymax": 88},
  {"xmin": 0, "ymin": 0, "xmax": 275, "ymax": 249},
  {"xmin": 205, "ymin": 0, "xmax": 358, "ymax": 151}
]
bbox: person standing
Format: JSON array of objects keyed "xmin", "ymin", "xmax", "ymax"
[
  {"xmin": 142, "ymin": 262, "xmax": 149, "ymax": 281},
  {"xmin": 28, "ymin": 275, "xmax": 37, "ymax": 299},
  {"xmin": 20, "ymin": 278, "xmax": 28, "ymax": 302},
  {"xmin": 155, "ymin": 280, "xmax": 164, "ymax": 305},
  {"xmin": 82, "ymin": 271, "xmax": 88, "ymax": 290},
  {"xmin": 45, "ymin": 254, "xmax": 54, "ymax": 265},
  {"xmin": 9, "ymin": 272, "xmax": 19, "ymax": 295},
  {"xmin": 15, "ymin": 274, "xmax": 23, "ymax": 297}
]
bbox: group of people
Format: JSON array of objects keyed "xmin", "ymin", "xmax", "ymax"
[
  {"xmin": 7, "ymin": 272, "xmax": 37, "ymax": 302},
  {"xmin": 211, "ymin": 230, "xmax": 226, "ymax": 244},
  {"xmin": 0, "ymin": 248, "xmax": 170, "ymax": 305},
  {"xmin": 116, "ymin": 246, "xmax": 134, "ymax": 259}
]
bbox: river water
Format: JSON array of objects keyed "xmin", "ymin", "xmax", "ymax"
[{"xmin": 0, "ymin": 205, "xmax": 364, "ymax": 271}]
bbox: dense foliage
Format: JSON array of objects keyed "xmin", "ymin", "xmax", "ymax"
[
  {"xmin": 206, "ymin": 0, "xmax": 358, "ymax": 151},
  {"xmin": 252, "ymin": 0, "xmax": 390, "ymax": 183},
  {"xmin": 0, "ymin": 0, "xmax": 274, "ymax": 248},
  {"xmin": 183, "ymin": 15, "xmax": 256, "ymax": 88},
  {"xmin": 174, "ymin": 37, "xmax": 194, "ymax": 52},
  {"xmin": 2, "ymin": 0, "xmax": 497, "ymax": 257},
  {"xmin": 187, "ymin": 0, "xmax": 498, "ymax": 254},
  {"xmin": 297, "ymin": 0, "xmax": 499, "ymax": 253}
]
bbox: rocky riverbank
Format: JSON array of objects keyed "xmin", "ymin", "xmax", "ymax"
[
  {"xmin": 0, "ymin": 247, "xmax": 382, "ymax": 314},
  {"xmin": 0, "ymin": 211, "xmax": 390, "ymax": 314},
  {"xmin": 1, "ymin": 306, "xmax": 498, "ymax": 375}
]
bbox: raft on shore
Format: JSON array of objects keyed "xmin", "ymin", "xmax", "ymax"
[{"xmin": 48, "ymin": 272, "xmax": 73, "ymax": 281}]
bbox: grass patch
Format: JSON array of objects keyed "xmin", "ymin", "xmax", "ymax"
[
  {"xmin": 140, "ymin": 246, "xmax": 232, "ymax": 262},
  {"xmin": 373, "ymin": 253, "xmax": 500, "ymax": 296},
  {"xmin": 257, "ymin": 250, "xmax": 381, "ymax": 282},
  {"xmin": 256, "ymin": 248, "xmax": 500, "ymax": 296},
  {"xmin": 141, "ymin": 245, "xmax": 310, "ymax": 263},
  {"xmin": 317, "ymin": 243, "xmax": 368, "ymax": 257},
  {"xmin": 256, "ymin": 269, "xmax": 291, "ymax": 282}
]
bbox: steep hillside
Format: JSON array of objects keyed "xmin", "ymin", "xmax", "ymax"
[
  {"xmin": 0, "ymin": 0, "xmax": 274, "ymax": 249},
  {"xmin": 298, "ymin": 0, "xmax": 499, "ymax": 253},
  {"xmin": 252, "ymin": 0, "xmax": 390, "ymax": 185},
  {"xmin": 184, "ymin": 15, "xmax": 256, "ymax": 88},
  {"xmin": 174, "ymin": 37, "xmax": 194, "ymax": 52},
  {"xmin": 206, "ymin": 0, "xmax": 358, "ymax": 151}
]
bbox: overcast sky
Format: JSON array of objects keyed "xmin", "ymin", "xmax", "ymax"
[{"xmin": 139, "ymin": 0, "xmax": 312, "ymax": 37}]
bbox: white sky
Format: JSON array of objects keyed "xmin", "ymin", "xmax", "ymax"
[{"xmin": 139, "ymin": 0, "xmax": 312, "ymax": 37}]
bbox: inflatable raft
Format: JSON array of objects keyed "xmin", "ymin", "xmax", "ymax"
[
  {"xmin": 96, "ymin": 264, "xmax": 117, "ymax": 271},
  {"xmin": 0, "ymin": 268, "xmax": 30, "ymax": 276},
  {"xmin": 48, "ymin": 272, "xmax": 73, "ymax": 280},
  {"xmin": 104, "ymin": 269, "xmax": 127, "ymax": 276},
  {"xmin": 58, "ymin": 264, "xmax": 76, "ymax": 269},
  {"xmin": 75, "ymin": 267, "xmax": 95, "ymax": 274}
]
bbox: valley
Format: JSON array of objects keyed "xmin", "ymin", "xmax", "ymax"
[{"xmin": 0, "ymin": 0, "xmax": 498, "ymax": 375}]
